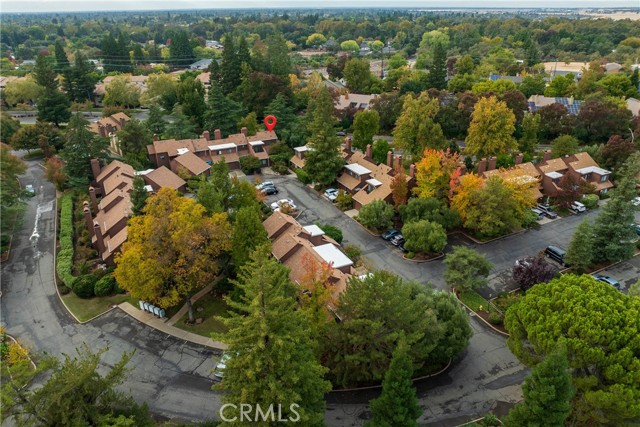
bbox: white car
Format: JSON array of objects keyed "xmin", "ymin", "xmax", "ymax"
[
  {"xmin": 270, "ymin": 198, "xmax": 296, "ymax": 211},
  {"xmin": 571, "ymin": 201, "xmax": 586, "ymax": 213},
  {"xmin": 24, "ymin": 184, "xmax": 35, "ymax": 195},
  {"xmin": 324, "ymin": 188, "xmax": 339, "ymax": 202},
  {"xmin": 632, "ymin": 196, "xmax": 640, "ymax": 207},
  {"xmin": 255, "ymin": 181, "xmax": 274, "ymax": 190}
]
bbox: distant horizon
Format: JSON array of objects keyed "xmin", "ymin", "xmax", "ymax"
[{"xmin": 1, "ymin": 1, "xmax": 639, "ymax": 14}]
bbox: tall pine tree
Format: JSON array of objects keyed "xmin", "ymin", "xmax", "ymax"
[
  {"xmin": 220, "ymin": 35, "xmax": 240, "ymax": 95},
  {"xmin": 215, "ymin": 245, "xmax": 331, "ymax": 427},
  {"xmin": 33, "ymin": 53, "xmax": 70, "ymax": 126},
  {"xmin": 204, "ymin": 81, "xmax": 244, "ymax": 137},
  {"xmin": 427, "ymin": 42, "xmax": 447, "ymax": 90},
  {"xmin": 231, "ymin": 206, "xmax": 268, "ymax": 270},
  {"xmin": 60, "ymin": 113, "xmax": 108, "ymax": 186},
  {"xmin": 366, "ymin": 336, "xmax": 422, "ymax": 427},
  {"xmin": 505, "ymin": 344, "xmax": 574, "ymax": 427},
  {"xmin": 304, "ymin": 88, "xmax": 344, "ymax": 186}
]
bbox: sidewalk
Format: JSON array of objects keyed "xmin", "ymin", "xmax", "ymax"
[{"xmin": 117, "ymin": 302, "xmax": 227, "ymax": 350}]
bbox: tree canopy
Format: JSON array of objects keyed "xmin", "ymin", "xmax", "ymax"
[{"xmin": 505, "ymin": 274, "xmax": 640, "ymax": 426}]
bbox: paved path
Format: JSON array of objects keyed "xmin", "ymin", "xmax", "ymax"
[{"xmin": 0, "ymin": 158, "xmax": 223, "ymax": 422}]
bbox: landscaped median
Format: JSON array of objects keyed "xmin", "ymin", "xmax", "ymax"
[
  {"xmin": 455, "ymin": 289, "xmax": 509, "ymax": 336},
  {"xmin": 55, "ymin": 193, "xmax": 129, "ymax": 323}
]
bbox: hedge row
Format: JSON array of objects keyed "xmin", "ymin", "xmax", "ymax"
[{"xmin": 56, "ymin": 194, "xmax": 76, "ymax": 289}]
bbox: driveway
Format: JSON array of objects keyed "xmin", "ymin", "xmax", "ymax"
[
  {"xmin": 0, "ymin": 158, "xmax": 222, "ymax": 422},
  {"xmin": 590, "ymin": 255, "xmax": 640, "ymax": 294}
]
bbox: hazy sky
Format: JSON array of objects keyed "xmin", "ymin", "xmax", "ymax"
[{"xmin": 1, "ymin": 1, "xmax": 639, "ymax": 13}]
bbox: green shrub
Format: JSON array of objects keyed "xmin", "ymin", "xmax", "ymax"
[
  {"xmin": 357, "ymin": 200, "xmax": 394, "ymax": 230},
  {"xmin": 581, "ymin": 193, "xmax": 599, "ymax": 209},
  {"xmin": 344, "ymin": 244, "xmax": 361, "ymax": 262},
  {"xmin": 56, "ymin": 194, "xmax": 76, "ymax": 289},
  {"xmin": 94, "ymin": 274, "xmax": 116, "ymax": 297},
  {"xmin": 335, "ymin": 190, "xmax": 353, "ymax": 211},
  {"xmin": 406, "ymin": 252, "xmax": 415, "ymax": 259},
  {"xmin": 271, "ymin": 161, "xmax": 289, "ymax": 175},
  {"xmin": 113, "ymin": 278, "xmax": 127, "ymax": 294},
  {"xmin": 240, "ymin": 155, "xmax": 261, "ymax": 175},
  {"xmin": 316, "ymin": 223, "xmax": 343, "ymax": 244},
  {"xmin": 488, "ymin": 312, "xmax": 503, "ymax": 325},
  {"xmin": 294, "ymin": 168, "xmax": 312, "ymax": 184},
  {"xmin": 73, "ymin": 274, "xmax": 97, "ymax": 298},
  {"xmin": 599, "ymin": 191, "xmax": 610, "ymax": 200},
  {"xmin": 58, "ymin": 285, "xmax": 72, "ymax": 295}
]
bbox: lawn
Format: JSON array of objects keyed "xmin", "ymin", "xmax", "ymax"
[
  {"xmin": 458, "ymin": 290, "xmax": 491, "ymax": 313},
  {"xmin": 61, "ymin": 292, "xmax": 131, "ymax": 322},
  {"xmin": 174, "ymin": 292, "xmax": 231, "ymax": 338}
]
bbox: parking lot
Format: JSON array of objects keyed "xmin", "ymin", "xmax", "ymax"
[{"xmin": 592, "ymin": 255, "xmax": 640, "ymax": 294}]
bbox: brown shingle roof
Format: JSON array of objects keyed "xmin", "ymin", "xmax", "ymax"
[
  {"xmin": 94, "ymin": 195, "xmax": 131, "ymax": 235},
  {"xmin": 96, "ymin": 160, "xmax": 134, "ymax": 183},
  {"xmin": 537, "ymin": 158, "xmax": 568, "ymax": 174},
  {"xmin": 173, "ymin": 151, "xmax": 210, "ymax": 176},
  {"xmin": 145, "ymin": 166, "xmax": 187, "ymax": 191},
  {"xmin": 263, "ymin": 211, "xmax": 298, "ymax": 239}
]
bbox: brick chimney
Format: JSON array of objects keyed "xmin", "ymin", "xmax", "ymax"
[
  {"xmin": 395, "ymin": 155, "xmax": 402, "ymax": 171},
  {"xmin": 93, "ymin": 222, "xmax": 104, "ymax": 255},
  {"xmin": 202, "ymin": 130, "xmax": 210, "ymax": 141},
  {"xmin": 89, "ymin": 187, "xmax": 98, "ymax": 211},
  {"xmin": 214, "ymin": 129, "xmax": 222, "ymax": 140},
  {"xmin": 345, "ymin": 137, "xmax": 352, "ymax": 153},
  {"xmin": 153, "ymin": 133, "xmax": 159, "ymax": 141},
  {"xmin": 409, "ymin": 163, "xmax": 416, "ymax": 178},
  {"xmin": 515, "ymin": 153, "xmax": 523, "ymax": 165},
  {"xmin": 241, "ymin": 127, "xmax": 248, "ymax": 137},
  {"xmin": 90, "ymin": 159, "xmax": 101, "ymax": 180},
  {"xmin": 459, "ymin": 165, "xmax": 467, "ymax": 175},
  {"xmin": 83, "ymin": 202, "xmax": 94, "ymax": 238},
  {"xmin": 543, "ymin": 150, "xmax": 552, "ymax": 162},
  {"xmin": 488, "ymin": 156, "xmax": 497, "ymax": 171},
  {"xmin": 477, "ymin": 158, "xmax": 487, "ymax": 174},
  {"xmin": 98, "ymin": 124, "xmax": 107, "ymax": 138},
  {"xmin": 365, "ymin": 144, "xmax": 373, "ymax": 159},
  {"xmin": 386, "ymin": 151, "xmax": 393, "ymax": 167},
  {"xmin": 118, "ymin": 116, "xmax": 126, "ymax": 127}
]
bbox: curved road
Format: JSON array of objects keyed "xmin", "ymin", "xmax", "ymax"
[{"xmin": 4, "ymin": 159, "xmax": 597, "ymax": 425}]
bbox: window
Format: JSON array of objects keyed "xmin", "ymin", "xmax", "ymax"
[
  {"xmin": 160, "ymin": 155, "xmax": 165, "ymax": 160},
  {"xmin": 253, "ymin": 146, "xmax": 264, "ymax": 153},
  {"xmin": 582, "ymin": 173, "xmax": 592, "ymax": 180},
  {"xmin": 600, "ymin": 175, "xmax": 608, "ymax": 183}
]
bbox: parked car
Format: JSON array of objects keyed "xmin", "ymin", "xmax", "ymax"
[
  {"xmin": 544, "ymin": 245, "xmax": 568, "ymax": 266},
  {"xmin": 632, "ymin": 196, "xmax": 640, "ymax": 207},
  {"xmin": 214, "ymin": 352, "xmax": 231, "ymax": 379},
  {"xmin": 390, "ymin": 234, "xmax": 404, "ymax": 246},
  {"xmin": 594, "ymin": 274, "xmax": 621, "ymax": 290},
  {"xmin": 261, "ymin": 185, "xmax": 279, "ymax": 195},
  {"xmin": 536, "ymin": 204, "xmax": 558, "ymax": 219},
  {"xmin": 571, "ymin": 201, "xmax": 586, "ymax": 213},
  {"xmin": 324, "ymin": 188, "xmax": 339, "ymax": 202},
  {"xmin": 24, "ymin": 184, "xmax": 35, "ymax": 196},
  {"xmin": 336, "ymin": 131, "xmax": 346, "ymax": 137},
  {"xmin": 630, "ymin": 223, "xmax": 640, "ymax": 236},
  {"xmin": 255, "ymin": 181, "xmax": 274, "ymax": 190},
  {"xmin": 270, "ymin": 198, "xmax": 296, "ymax": 211},
  {"xmin": 381, "ymin": 229, "xmax": 401, "ymax": 241},
  {"xmin": 530, "ymin": 208, "xmax": 545, "ymax": 220},
  {"xmin": 398, "ymin": 242, "xmax": 408, "ymax": 253}
]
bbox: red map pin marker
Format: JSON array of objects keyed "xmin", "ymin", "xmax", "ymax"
[{"xmin": 264, "ymin": 115, "xmax": 277, "ymax": 132}]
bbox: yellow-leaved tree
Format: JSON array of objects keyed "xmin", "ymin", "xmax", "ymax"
[
  {"xmin": 413, "ymin": 148, "xmax": 462, "ymax": 200},
  {"xmin": 450, "ymin": 173, "xmax": 484, "ymax": 223},
  {"xmin": 392, "ymin": 92, "xmax": 447, "ymax": 158},
  {"xmin": 115, "ymin": 187, "xmax": 231, "ymax": 322},
  {"xmin": 465, "ymin": 95, "xmax": 517, "ymax": 159}
]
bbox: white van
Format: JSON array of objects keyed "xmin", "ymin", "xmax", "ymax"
[{"xmin": 571, "ymin": 201, "xmax": 586, "ymax": 213}]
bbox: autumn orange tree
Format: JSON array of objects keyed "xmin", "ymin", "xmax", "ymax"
[
  {"xmin": 414, "ymin": 148, "xmax": 462, "ymax": 200},
  {"xmin": 390, "ymin": 168, "xmax": 409, "ymax": 210},
  {"xmin": 114, "ymin": 187, "xmax": 232, "ymax": 322},
  {"xmin": 297, "ymin": 252, "xmax": 336, "ymax": 338}
]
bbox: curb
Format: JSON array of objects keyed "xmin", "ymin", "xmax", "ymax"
[
  {"xmin": 448, "ymin": 228, "xmax": 527, "ymax": 245},
  {"xmin": 352, "ymin": 219, "xmax": 382, "ymax": 237},
  {"xmin": 328, "ymin": 358, "xmax": 452, "ymax": 394},
  {"xmin": 453, "ymin": 291, "xmax": 510, "ymax": 337},
  {"xmin": 402, "ymin": 252, "xmax": 444, "ymax": 263}
]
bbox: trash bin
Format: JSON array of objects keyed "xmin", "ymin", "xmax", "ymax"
[
  {"xmin": 158, "ymin": 309, "xmax": 166, "ymax": 318},
  {"xmin": 139, "ymin": 301, "xmax": 146, "ymax": 311},
  {"xmin": 142, "ymin": 302, "xmax": 150, "ymax": 312},
  {"xmin": 153, "ymin": 306, "xmax": 161, "ymax": 317}
]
